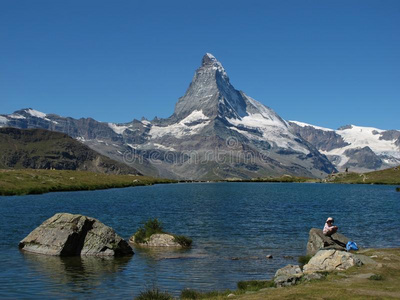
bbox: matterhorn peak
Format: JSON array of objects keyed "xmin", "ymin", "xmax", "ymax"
[
  {"xmin": 201, "ymin": 53, "xmax": 218, "ymax": 66},
  {"xmin": 201, "ymin": 53, "xmax": 228, "ymax": 78}
]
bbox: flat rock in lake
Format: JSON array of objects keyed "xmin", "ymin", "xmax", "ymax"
[
  {"xmin": 130, "ymin": 233, "xmax": 182, "ymax": 247},
  {"xmin": 19, "ymin": 213, "xmax": 133, "ymax": 257}
]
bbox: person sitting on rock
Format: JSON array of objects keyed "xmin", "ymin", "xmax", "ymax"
[{"xmin": 323, "ymin": 217, "xmax": 338, "ymax": 236}]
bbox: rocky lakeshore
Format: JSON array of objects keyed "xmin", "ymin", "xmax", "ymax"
[
  {"xmin": 228, "ymin": 247, "xmax": 400, "ymax": 300},
  {"xmin": 176, "ymin": 229, "xmax": 400, "ymax": 299}
]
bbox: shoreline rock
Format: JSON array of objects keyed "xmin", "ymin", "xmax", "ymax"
[
  {"xmin": 274, "ymin": 264, "xmax": 303, "ymax": 287},
  {"xmin": 19, "ymin": 213, "xmax": 134, "ymax": 256},
  {"xmin": 303, "ymin": 249, "xmax": 362, "ymax": 273},
  {"xmin": 307, "ymin": 228, "xmax": 349, "ymax": 256}
]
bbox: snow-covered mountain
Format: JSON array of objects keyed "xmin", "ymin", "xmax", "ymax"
[
  {"xmin": 7, "ymin": 53, "xmax": 397, "ymax": 179},
  {"xmin": 120, "ymin": 53, "xmax": 335, "ymax": 179},
  {"xmin": 289, "ymin": 121, "xmax": 400, "ymax": 172}
]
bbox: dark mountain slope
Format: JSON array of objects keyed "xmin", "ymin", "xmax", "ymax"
[{"xmin": 0, "ymin": 127, "xmax": 141, "ymax": 175}]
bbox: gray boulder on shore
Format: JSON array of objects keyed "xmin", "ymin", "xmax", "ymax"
[
  {"xmin": 19, "ymin": 213, "xmax": 134, "ymax": 256},
  {"xmin": 274, "ymin": 264, "xmax": 303, "ymax": 287},
  {"xmin": 303, "ymin": 249, "xmax": 362, "ymax": 273},
  {"xmin": 307, "ymin": 228, "xmax": 349, "ymax": 256}
]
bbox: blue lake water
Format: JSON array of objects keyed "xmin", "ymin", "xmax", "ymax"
[{"xmin": 0, "ymin": 182, "xmax": 399, "ymax": 299}]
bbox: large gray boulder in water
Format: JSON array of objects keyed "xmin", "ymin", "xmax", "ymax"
[
  {"xmin": 19, "ymin": 213, "xmax": 133, "ymax": 256},
  {"xmin": 307, "ymin": 228, "xmax": 349, "ymax": 256}
]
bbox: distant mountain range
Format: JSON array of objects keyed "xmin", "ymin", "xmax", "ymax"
[
  {"xmin": 1, "ymin": 53, "xmax": 399, "ymax": 179},
  {"xmin": 0, "ymin": 127, "xmax": 140, "ymax": 175},
  {"xmin": 289, "ymin": 121, "xmax": 400, "ymax": 172}
]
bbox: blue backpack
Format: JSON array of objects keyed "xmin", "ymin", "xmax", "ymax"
[{"xmin": 346, "ymin": 241, "xmax": 359, "ymax": 251}]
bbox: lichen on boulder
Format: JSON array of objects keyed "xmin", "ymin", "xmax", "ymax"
[{"xmin": 19, "ymin": 213, "xmax": 133, "ymax": 256}]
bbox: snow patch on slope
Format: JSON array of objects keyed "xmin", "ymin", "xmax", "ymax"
[
  {"xmin": 334, "ymin": 125, "xmax": 400, "ymax": 162},
  {"xmin": 227, "ymin": 95, "xmax": 309, "ymax": 154},
  {"xmin": 289, "ymin": 120, "xmax": 334, "ymax": 132},
  {"xmin": 141, "ymin": 120, "xmax": 151, "ymax": 126},
  {"xmin": 150, "ymin": 110, "xmax": 210, "ymax": 138},
  {"xmin": 25, "ymin": 109, "xmax": 58, "ymax": 124},
  {"xmin": 153, "ymin": 143, "xmax": 176, "ymax": 151},
  {"xmin": 26, "ymin": 109, "xmax": 47, "ymax": 119},
  {"xmin": 0, "ymin": 116, "xmax": 8, "ymax": 126},
  {"xmin": 9, "ymin": 114, "xmax": 26, "ymax": 119},
  {"xmin": 108, "ymin": 123, "xmax": 129, "ymax": 135}
]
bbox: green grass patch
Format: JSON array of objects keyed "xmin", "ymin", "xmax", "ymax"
[
  {"xmin": 134, "ymin": 219, "xmax": 164, "ymax": 244},
  {"xmin": 327, "ymin": 166, "xmax": 400, "ymax": 185},
  {"xmin": 180, "ymin": 280, "xmax": 274, "ymax": 299},
  {"xmin": 134, "ymin": 288, "xmax": 173, "ymax": 300},
  {"xmin": 298, "ymin": 255, "xmax": 312, "ymax": 267},
  {"xmin": 369, "ymin": 274, "xmax": 384, "ymax": 281},
  {"xmin": 0, "ymin": 169, "xmax": 176, "ymax": 196},
  {"xmin": 237, "ymin": 280, "xmax": 275, "ymax": 291},
  {"xmin": 133, "ymin": 218, "xmax": 192, "ymax": 248},
  {"xmin": 180, "ymin": 289, "xmax": 234, "ymax": 299}
]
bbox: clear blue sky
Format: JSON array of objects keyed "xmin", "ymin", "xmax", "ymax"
[{"xmin": 1, "ymin": 0, "xmax": 399, "ymax": 129}]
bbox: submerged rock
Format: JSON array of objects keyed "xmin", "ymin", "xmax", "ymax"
[
  {"xmin": 307, "ymin": 228, "xmax": 349, "ymax": 256},
  {"xmin": 19, "ymin": 213, "xmax": 133, "ymax": 256},
  {"xmin": 274, "ymin": 264, "xmax": 303, "ymax": 287},
  {"xmin": 130, "ymin": 233, "xmax": 182, "ymax": 247},
  {"xmin": 303, "ymin": 249, "xmax": 362, "ymax": 273}
]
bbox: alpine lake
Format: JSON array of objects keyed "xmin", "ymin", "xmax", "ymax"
[{"xmin": 0, "ymin": 182, "xmax": 399, "ymax": 298}]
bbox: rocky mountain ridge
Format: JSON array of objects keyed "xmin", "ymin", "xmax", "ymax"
[{"xmin": 1, "ymin": 54, "xmax": 398, "ymax": 178}]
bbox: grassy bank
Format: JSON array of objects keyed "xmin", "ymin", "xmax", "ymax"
[
  {"xmin": 0, "ymin": 169, "xmax": 176, "ymax": 196},
  {"xmin": 327, "ymin": 166, "xmax": 400, "ymax": 185}
]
